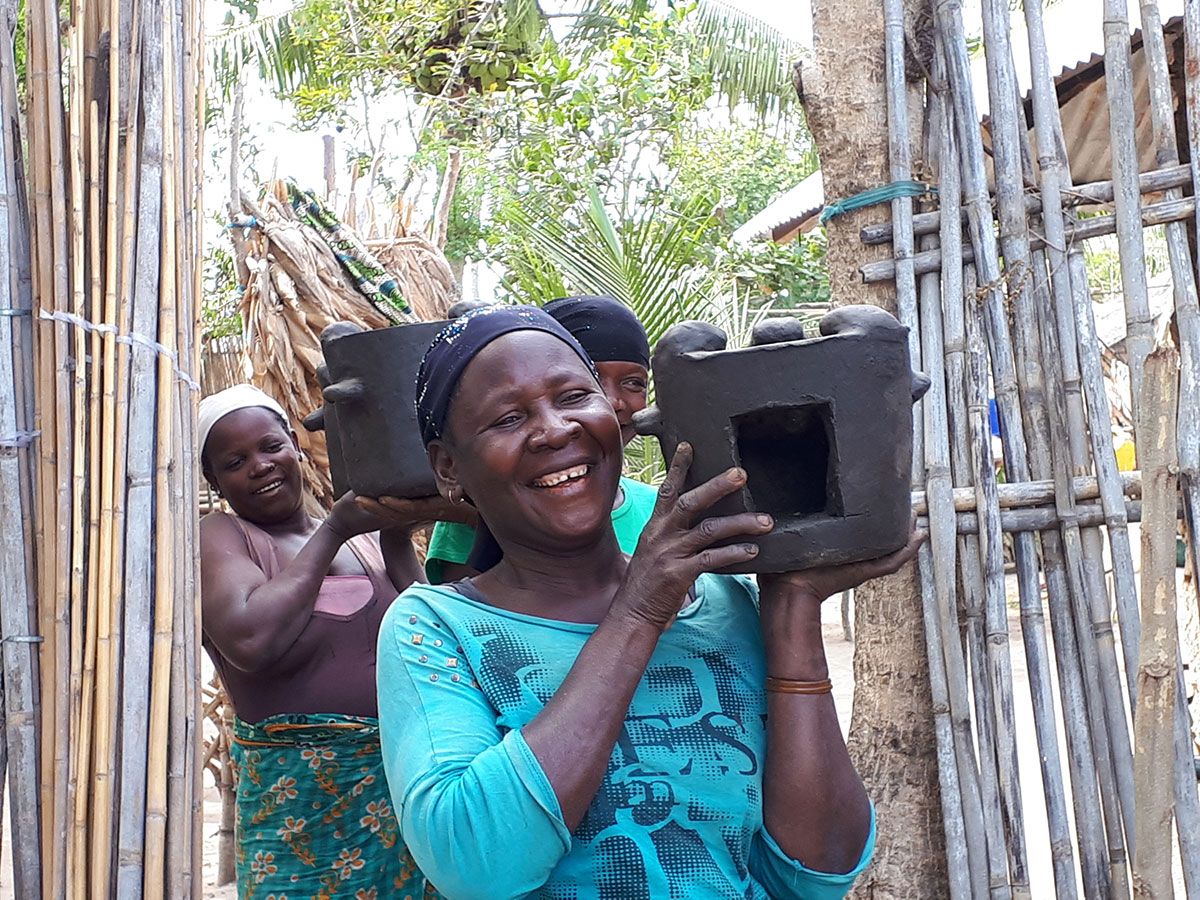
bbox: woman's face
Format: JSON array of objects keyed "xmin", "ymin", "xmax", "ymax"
[
  {"xmin": 203, "ymin": 407, "xmax": 305, "ymax": 524},
  {"xmin": 594, "ymin": 360, "xmax": 648, "ymax": 447},
  {"xmin": 431, "ymin": 331, "xmax": 624, "ymax": 554}
]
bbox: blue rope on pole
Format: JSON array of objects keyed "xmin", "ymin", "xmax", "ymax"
[{"xmin": 819, "ymin": 180, "xmax": 935, "ymax": 225}]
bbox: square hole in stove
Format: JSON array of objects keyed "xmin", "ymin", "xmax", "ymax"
[{"xmin": 733, "ymin": 403, "xmax": 838, "ymax": 517}]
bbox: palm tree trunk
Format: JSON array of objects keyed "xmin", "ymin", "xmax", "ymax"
[{"xmin": 798, "ymin": 1, "xmax": 948, "ymax": 895}]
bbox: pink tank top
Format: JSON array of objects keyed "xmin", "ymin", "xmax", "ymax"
[{"xmin": 203, "ymin": 516, "xmax": 400, "ymax": 724}]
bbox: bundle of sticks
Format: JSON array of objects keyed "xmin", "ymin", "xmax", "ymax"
[
  {"xmin": 0, "ymin": 0, "xmax": 205, "ymax": 892},
  {"xmin": 879, "ymin": 0, "xmax": 1200, "ymax": 895}
]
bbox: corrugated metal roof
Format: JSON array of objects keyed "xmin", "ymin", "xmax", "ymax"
[{"xmin": 731, "ymin": 169, "xmax": 823, "ymax": 245}]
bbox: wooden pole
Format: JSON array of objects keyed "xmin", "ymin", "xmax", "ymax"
[
  {"xmin": 1131, "ymin": 345, "xmax": 1179, "ymax": 897},
  {"xmin": 141, "ymin": 0, "xmax": 176, "ymax": 890},
  {"xmin": 860, "ymin": 162, "xmax": 1196, "ymax": 247},
  {"xmin": 1104, "ymin": 0, "xmax": 1155, "ymax": 420},
  {"xmin": 937, "ymin": 1, "xmax": 1111, "ymax": 894},
  {"xmin": 115, "ymin": 0, "xmax": 164, "ymax": 887},
  {"xmin": 860, "ymin": 195, "xmax": 1200, "ymax": 283},
  {"xmin": 918, "ymin": 542, "xmax": 973, "ymax": 900},
  {"xmin": 1132, "ymin": 3, "xmax": 1200, "ymax": 888},
  {"xmin": 919, "ymin": 29, "xmax": 1009, "ymax": 897},
  {"xmin": 0, "ymin": 1, "xmax": 42, "ymax": 888}
]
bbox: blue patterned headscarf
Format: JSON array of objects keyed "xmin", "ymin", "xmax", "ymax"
[{"xmin": 415, "ymin": 304, "xmax": 599, "ymax": 446}]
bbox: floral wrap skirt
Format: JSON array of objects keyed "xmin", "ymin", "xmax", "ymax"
[{"xmin": 231, "ymin": 713, "xmax": 432, "ymax": 899}]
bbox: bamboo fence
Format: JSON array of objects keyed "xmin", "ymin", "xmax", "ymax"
[
  {"xmin": 0, "ymin": 0, "xmax": 204, "ymax": 889},
  {"xmin": 876, "ymin": 0, "xmax": 1200, "ymax": 895}
]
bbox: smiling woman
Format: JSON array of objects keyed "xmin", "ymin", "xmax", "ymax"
[
  {"xmin": 376, "ymin": 305, "xmax": 924, "ymax": 899},
  {"xmin": 196, "ymin": 383, "xmax": 466, "ymax": 897},
  {"xmin": 423, "ymin": 295, "xmax": 659, "ymax": 584}
]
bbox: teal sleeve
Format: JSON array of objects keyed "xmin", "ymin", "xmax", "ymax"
[
  {"xmin": 377, "ymin": 600, "xmax": 572, "ymax": 898},
  {"xmin": 424, "ymin": 521, "xmax": 477, "ymax": 584},
  {"xmin": 748, "ymin": 804, "xmax": 877, "ymax": 899}
]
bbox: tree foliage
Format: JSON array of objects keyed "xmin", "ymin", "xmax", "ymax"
[{"xmin": 206, "ymin": 0, "xmax": 827, "ymax": 343}]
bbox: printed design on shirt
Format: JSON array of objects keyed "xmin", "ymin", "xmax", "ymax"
[{"xmin": 466, "ymin": 620, "xmax": 765, "ymax": 899}]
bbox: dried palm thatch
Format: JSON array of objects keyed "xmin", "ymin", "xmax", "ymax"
[{"xmin": 232, "ymin": 180, "xmax": 458, "ymax": 508}]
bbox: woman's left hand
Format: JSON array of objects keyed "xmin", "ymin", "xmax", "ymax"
[
  {"xmin": 355, "ymin": 494, "xmax": 479, "ymax": 534},
  {"xmin": 758, "ymin": 523, "xmax": 926, "ymax": 603}
]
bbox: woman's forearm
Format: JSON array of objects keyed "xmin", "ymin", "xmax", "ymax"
[
  {"xmin": 379, "ymin": 528, "xmax": 426, "ymax": 592},
  {"xmin": 521, "ymin": 610, "xmax": 662, "ymax": 830},
  {"xmin": 759, "ymin": 587, "xmax": 871, "ymax": 874}
]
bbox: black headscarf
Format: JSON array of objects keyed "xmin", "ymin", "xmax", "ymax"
[
  {"xmin": 415, "ymin": 304, "xmax": 597, "ymax": 447},
  {"xmin": 543, "ymin": 295, "xmax": 650, "ymax": 369}
]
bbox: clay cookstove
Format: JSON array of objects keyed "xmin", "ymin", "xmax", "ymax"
[
  {"xmin": 306, "ymin": 319, "xmax": 448, "ymax": 499},
  {"xmin": 634, "ymin": 305, "xmax": 929, "ymax": 573}
]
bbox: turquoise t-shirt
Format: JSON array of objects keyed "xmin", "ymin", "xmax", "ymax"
[
  {"xmin": 377, "ymin": 573, "xmax": 875, "ymax": 900},
  {"xmin": 424, "ymin": 476, "xmax": 660, "ymax": 583}
]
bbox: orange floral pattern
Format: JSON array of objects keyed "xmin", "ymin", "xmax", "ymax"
[{"xmin": 232, "ymin": 713, "xmax": 435, "ymax": 900}]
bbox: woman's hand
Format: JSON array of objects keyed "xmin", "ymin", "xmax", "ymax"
[
  {"xmin": 324, "ymin": 491, "xmax": 402, "ymax": 540},
  {"xmin": 354, "ymin": 494, "xmax": 479, "ymax": 535},
  {"xmin": 758, "ymin": 523, "xmax": 926, "ymax": 604},
  {"xmin": 611, "ymin": 443, "xmax": 774, "ymax": 631}
]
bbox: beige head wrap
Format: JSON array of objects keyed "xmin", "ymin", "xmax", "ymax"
[{"xmin": 198, "ymin": 384, "xmax": 290, "ymax": 461}]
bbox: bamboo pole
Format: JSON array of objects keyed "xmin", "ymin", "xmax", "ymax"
[
  {"xmin": 91, "ymin": 0, "xmax": 141, "ymax": 886},
  {"xmin": 918, "ymin": 542, "xmax": 973, "ymax": 900},
  {"xmin": 928, "ymin": 35, "xmax": 1008, "ymax": 888},
  {"xmin": 1104, "ymin": 0, "xmax": 1155, "ymax": 419},
  {"xmin": 69, "ymin": 98, "xmax": 104, "ymax": 900},
  {"xmin": 65, "ymin": 0, "xmax": 90, "ymax": 887},
  {"xmin": 910, "ymin": 472, "xmax": 1142, "ymax": 515},
  {"xmin": 116, "ymin": 0, "xmax": 165, "ymax": 888},
  {"xmin": 1131, "ymin": 345, "xmax": 1179, "ymax": 897},
  {"xmin": 931, "ymin": 79, "xmax": 1017, "ymax": 900},
  {"xmin": 168, "ymin": 0, "xmax": 201, "ymax": 886},
  {"xmin": 936, "ymin": 2, "xmax": 1110, "ymax": 893},
  {"xmin": 0, "ymin": 3, "xmax": 42, "ymax": 889},
  {"xmin": 936, "ymin": 500, "xmax": 1148, "ymax": 534},
  {"xmin": 920, "ymin": 31, "xmax": 1009, "ymax": 897},
  {"xmin": 143, "ymin": 0, "xmax": 177, "ymax": 890},
  {"xmin": 999, "ymin": 1, "xmax": 1134, "ymax": 884},
  {"xmin": 860, "ymin": 194, "xmax": 1199, "ymax": 283}
]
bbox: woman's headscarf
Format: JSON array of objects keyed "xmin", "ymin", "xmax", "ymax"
[
  {"xmin": 198, "ymin": 384, "xmax": 290, "ymax": 462},
  {"xmin": 543, "ymin": 295, "xmax": 650, "ymax": 369},
  {"xmin": 415, "ymin": 304, "xmax": 597, "ymax": 446}
]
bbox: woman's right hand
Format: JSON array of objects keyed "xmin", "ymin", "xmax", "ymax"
[
  {"xmin": 324, "ymin": 490, "xmax": 397, "ymax": 540},
  {"xmin": 611, "ymin": 443, "xmax": 773, "ymax": 631}
]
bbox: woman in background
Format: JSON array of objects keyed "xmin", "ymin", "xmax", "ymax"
[{"xmin": 199, "ymin": 383, "xmax": 459, "ymax": 899}]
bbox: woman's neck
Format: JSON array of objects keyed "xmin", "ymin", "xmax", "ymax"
[
  {"xmin": 242, "ymin": 504, "xmax": 315, "ymax": 538},
  {"xmin": 478, "ymin": 528, "xmax": 628, "ymax": 623}
]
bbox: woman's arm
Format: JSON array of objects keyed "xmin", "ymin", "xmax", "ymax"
[
  {"xmin": 201, "ymin": 493, "xmax": 399, "ymax": 672},
  {"xmin": 377, "ymin": 527, "xmax": 425, "ymax": 590},
  {"xmin": 521, "ymin": 445, "xmax": 772, "ymax": 829},
  {"xmin": 756, "ymin": 533, "xmax": 923, "ymax": 875}
]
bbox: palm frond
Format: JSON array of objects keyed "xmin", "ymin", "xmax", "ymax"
[
  {"xmin": 689, "ymin": 0, "xmax": 803, "ymax": 118},
  {"xmin": 505, "ymin": 184, "xmax": 719, "ymax": 346},
  {"xmin": 208, "ymin": 8, "xmax": 313, "ymax": 99}
]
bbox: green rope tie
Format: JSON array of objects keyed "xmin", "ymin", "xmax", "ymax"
[{"xmin": 820, "ymin": 180, "xmax": 935, "ymax": 225}]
